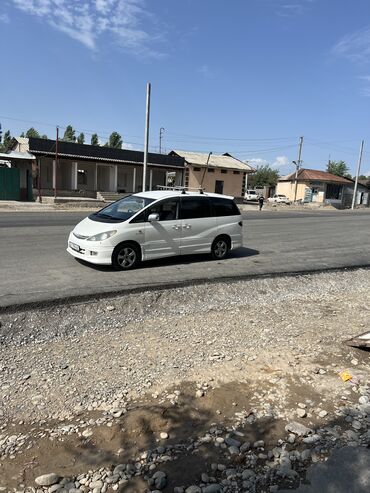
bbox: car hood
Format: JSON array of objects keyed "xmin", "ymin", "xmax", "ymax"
[{"xmin": 72, "ymin": 216, "xmax": 117, "ymax": 238}]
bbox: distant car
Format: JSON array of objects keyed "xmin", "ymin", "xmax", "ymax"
[
  {"xmin": 244, "ymin": 189, "xmax": 259, "ymax": 202},
  {"xmin": 268, "ymin": 194, "xmax": 291, "ymax": 205}
]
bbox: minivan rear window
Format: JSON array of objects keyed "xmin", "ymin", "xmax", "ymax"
[
  {"xmin": 211, "ymin": 197, "xmax": 240, "ymax": 216},
  {"xmin": 179, "ymin": 197, "xmax": 212, "ymax": 219}
]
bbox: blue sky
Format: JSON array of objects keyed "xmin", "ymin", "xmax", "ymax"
[{"xmin": 1, "ymin": 0, "xmax": 370, "ymax": 175}]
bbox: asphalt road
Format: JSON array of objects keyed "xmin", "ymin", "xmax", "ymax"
[{"xmin": 1, "ymin": 209, "xmax": 370, "ymax": 309}]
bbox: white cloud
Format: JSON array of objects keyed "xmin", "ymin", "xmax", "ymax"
[
  {"xmin": 357, "ymin": 75, "xmax": 370, "ymax": 97},
  {"xmin": 332, "ymin": 27, "xmax": 370, "ymax": 64},
  {"xmin": 0, "ymin": 12, "xmax": 10, "ymax": 23},
  {"xmin": 246, "ymin": 158, "xmax": 270, "ymax": 168},
  {"xmin": 198, "ymin": 64, "xmax": 214, "ymax": 78},
  {"xmin": 273, "ymin": 155, "xmax": 290, "ymax": 167},
  {"xmin": 9, "ymin": 0, "xmax": 163, "ymax": 56},
  {"xmin": 276, "ymin": 0, "xmax": 314, "ymax": 18}
]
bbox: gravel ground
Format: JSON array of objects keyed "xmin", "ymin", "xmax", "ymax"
[{"xmin": 0, "ymin": 269, "xmax": 370, "ymax": 492}]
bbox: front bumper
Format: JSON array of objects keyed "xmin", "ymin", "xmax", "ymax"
[{"xmin": 67, "ymin": 232, "xmax": 113, "ymax": 265}]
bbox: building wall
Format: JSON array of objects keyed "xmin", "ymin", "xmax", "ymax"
[
  {"xmin": 36, "ymin": 157, "xmax": 182, "ymax": 194},
  {"xmin": 186, "ymin": 165, "xmax": 245, "ymax": 197},
  {"xmin": 276, "ymin": 181, "xmax": 307, "ymax": 201}
]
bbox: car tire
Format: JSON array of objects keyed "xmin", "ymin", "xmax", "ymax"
[
  {"xmin": 112, "ymin": 242, "xmax": 140, "ymax": 271},
  {"xmin": 211, "ymin": 236, "xmax": 230, "ymax": 260}
]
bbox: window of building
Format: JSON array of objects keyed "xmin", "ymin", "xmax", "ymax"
[
  {"xmin": 233, "ymin": 171, "xmax": 240, "ymax": 175},
  {"xmin": 78, "ymin": 169, "xmax": 87, "ymax": 186},
  {"xmin": 326, "ymin": 183, "xmax": 342, "ymax": 200},
  {"xmin": 193, "ymin": 167, "xmax": 201, "ymax": 171},
  {"xmin": 221, "ymin": 170, "xmax": 227, "ymax": 174},
  {"xmin": 207, "ymin": 168, "xmax": 215, "ymax": 173}
]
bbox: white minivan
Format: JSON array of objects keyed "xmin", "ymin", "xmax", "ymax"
[{"xmin": 67, "ymin": 190, "xmax": 243, "ymax": 270}]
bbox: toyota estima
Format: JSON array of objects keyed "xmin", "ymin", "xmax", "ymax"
[{"xmin": 67, "ymin": 190, "xmax": 243, "ymax": 270}]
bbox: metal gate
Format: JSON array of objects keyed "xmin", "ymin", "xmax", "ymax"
[{"xmin": 0, "ymin": 167, "xmax": 20, "ymax": 200}]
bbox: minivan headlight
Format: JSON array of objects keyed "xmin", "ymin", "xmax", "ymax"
[{"xmin": 87, "ymin": 230, "xmax": 117, "ymax": 241}]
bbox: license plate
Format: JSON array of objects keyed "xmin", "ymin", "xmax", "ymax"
[{"xmin": 69, "ymin": 241, "xmax": 80, "ymax": 252}]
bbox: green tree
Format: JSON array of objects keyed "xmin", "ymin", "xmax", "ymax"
[
  {"xmin": 25, "ymin": 127, "xmax": 40, "ymax": 138},
  {"xmin": 358, "ymin": 174, "xmax": 370, "ymax": 180},
  {"xmin": 0, "ymin": 130, "xmax": 12, "ymax": 152},
  {"xmin": 77, "ymin": 132, "xmax": 85, "ymax": 144},
  {"xmin": 41, "ymin": 134, "xmax": 48, "ymax": 139},
  {"xmin": 106, "ymin": 131, "xmax": 123, "ymax": 149},
  {"xmin": 91, "ymin": 133, "xmax": 99, "ymax": 146},
  {"xmin": 20, "ymin": 132, "xmax": 25, "ymax": 138},
  {"xmin": 326, "ymin": 160, "xmax": 351, "ymax": 178},
  {"xmin": 252, "ymin": 164, "xmax": 279, "ymax": 188},
  {"xmin": 63, "ymin": 125, "xmax": 76, "ymax": 142}
]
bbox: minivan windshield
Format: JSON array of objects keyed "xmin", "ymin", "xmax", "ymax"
[{"xmin": 90, "ymin": 195, "xmax": 155, "ymax": 222}]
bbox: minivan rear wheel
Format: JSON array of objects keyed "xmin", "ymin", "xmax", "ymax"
[
  {"xmin": 211, "ymin": 236, "xmax": 230, "ymax": 260},
  {"xmin": 112, "ymin": 242, "xmax": 140, "ymax": 270}
]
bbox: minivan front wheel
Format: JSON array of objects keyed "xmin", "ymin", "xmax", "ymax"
[
  {"xmin": 112, "ymin": 242, "xmax": 140, "ymax": 271},
  {"xmin": 211, "ymin": 236, "xmax": 230, "ymax": 260}
]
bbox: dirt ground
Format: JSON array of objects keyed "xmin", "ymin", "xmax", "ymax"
[{"xmin": 0, "ymin": 269, "xmax": 370, "ymax": 492}]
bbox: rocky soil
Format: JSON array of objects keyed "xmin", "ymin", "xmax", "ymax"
[{"xmin": 0, "ymin": 269, "xmax": 370, "ymax": 492}]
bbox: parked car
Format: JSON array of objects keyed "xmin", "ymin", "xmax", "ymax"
[
  {"xmin": 244, "ymin": 189, "xmax": 259, "ymax": 202},
  {"xmin": 267, "ymin": 194, "xmax": 291, "ymax": 205},
  {"xmin": 67, "ymin": 190, "xmax": 243, "ymax": 270}
]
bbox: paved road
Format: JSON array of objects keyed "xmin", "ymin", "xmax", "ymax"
[{"xmin": 0, "ymin": 209, "xmax": 369, "ymax": 309}]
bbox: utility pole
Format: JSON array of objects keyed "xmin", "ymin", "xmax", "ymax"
[
  {"xmin": 293, "ymin": 136, "xmax": 304, "ymax": 203},
  {"xmin": 200, "ymin": 152, "xmax": 212, "ymax": 191},
  {"xmin": 159, "ymin": 127, "xmax": 165, "ymax": 154},
  {"xmin": 142, "ymin": 82, "xmax": 151, "ymax": 192},
  {"xmin": 351, "ymin": 140, "xmax": 364, "ymax": 210},
  {"xmin": 37, "ymin": 157, "xmax": 42, "ymax": 203},
  {"xmin": 54, "ymin": 126, "xmax": 59, "ymax": 199}
]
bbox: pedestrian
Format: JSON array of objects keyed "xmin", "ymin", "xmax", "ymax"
[{"xmin": 258, "ymin": 195, "xmax": 264, "ymax": 211}]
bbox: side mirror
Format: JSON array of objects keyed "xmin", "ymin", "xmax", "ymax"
[{"xmin": 148, "ymin": 213, "xmax": 160, "ymax": 222}]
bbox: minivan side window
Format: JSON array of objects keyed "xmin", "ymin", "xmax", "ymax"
[
  {"xmin": 130, "ymin": 198, "xmax": 179, "ymax": 223},
  {"xmin": 211, "ymin": 197, "xmax": 240, "ymax": 216},
  {"xmin": 148, "ymin": 198, "xmax": 179, "ymax": 221},
  {"xmin": 179, "ymin": 197, "xmax": 211, "ymax": 220}
]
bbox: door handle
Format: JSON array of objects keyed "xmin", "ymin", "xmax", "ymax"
[
  {"xmin": 172, "ymin": 225, "xmax": 181, "ymax": 230},
  {"xmin": 183, "ymin": 224, "xmax": 191, "ymax": 229}
]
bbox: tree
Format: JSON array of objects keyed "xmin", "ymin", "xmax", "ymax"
[
  {"xmin": 20, "ymin": 132, "xmax": 25, "ymax": 138},
  {"xmin": 77, "ymin": 132, "xmax": 85, "ymax": 144},
  {"xmin": 41, "ymin": 134, "xmax": 48, "ymax": 139},
  {"xmin": 63, "ymin": 125, "xmax": 76, "ymax": 142},
  {"xmin": 252, "ymin": 164, "xmax": 279, "ymax": 188},
  {"xmin": 0, "ymin": 130, "xmax": 12, "ymax": 152},
  {"xmin": 106, "ymin": 131, "xmax": 123, "ymax": 149},
  {"xmin": 358, "ymin": 174, "xmax": 370, "ymax": 180},
  {"xmin": 326, "ymin": 160, "xmax": 351, "ymax": 178},
  {"xmin": 91, "ymin": 133, "xmax": 99, "ymax": 146},
  {"xmin": 25, "ymin": 127, "xmax": 40, "ymax": 138}
]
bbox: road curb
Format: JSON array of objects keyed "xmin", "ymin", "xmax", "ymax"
[{"xmin": 1, "ymin": 264, "xmax": 369, "ymax": 315}]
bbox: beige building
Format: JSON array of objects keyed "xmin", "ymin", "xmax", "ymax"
[
  {"xmin": 170, "ymin": 150, "xmax": 255, "ymax": 199},
  {"xmin": 277, "ymin": 168, "xmax": 354, "ymax": 205}
]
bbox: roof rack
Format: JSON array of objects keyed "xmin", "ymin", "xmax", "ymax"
[{"xmin": 156, "ymin": 185, "xmax": 206, "ymax": 194}]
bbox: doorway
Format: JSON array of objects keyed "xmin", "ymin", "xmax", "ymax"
[{"xmin": 215, "ymin": 180, "xmax": 224, "ymax": 194}]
